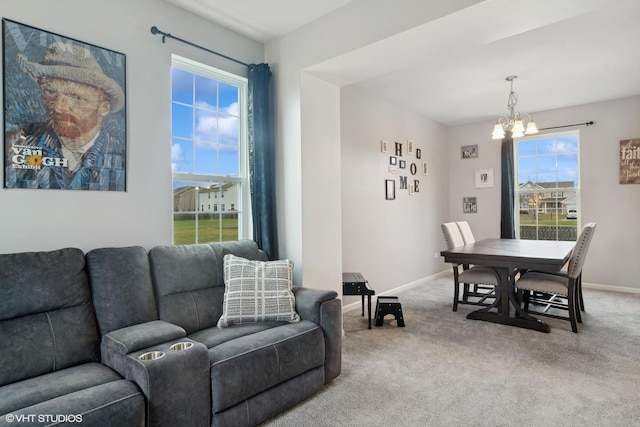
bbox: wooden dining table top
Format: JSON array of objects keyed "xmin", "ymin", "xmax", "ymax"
[{"xmin": 441, "ymin": 238, "xmax": 575, "ymax": 271}]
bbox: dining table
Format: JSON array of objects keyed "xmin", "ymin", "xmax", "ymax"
[{"xmin": 440, "ymin": 238, "xmax": 575, "ymax": 333}]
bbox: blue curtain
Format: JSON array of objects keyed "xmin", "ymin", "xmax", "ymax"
[
  {"xmin": 248, "ymin": 63, "xmax": 277, "ymax": 259},
  {"xmin": 500, "ymin": 132, "xmax": 516, "ymax": 239}
]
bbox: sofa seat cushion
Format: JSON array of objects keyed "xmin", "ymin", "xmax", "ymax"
[
  {"xmin": 0, "ymin": 362, "xmax": 144, "ymax": 424},
  {"xmin": 197, "ymin": 320, "xmax": 325, "ymax": 412},
  {"xmin": 188, "ymin": 321, "xmax": 287, "ymax": 349}
]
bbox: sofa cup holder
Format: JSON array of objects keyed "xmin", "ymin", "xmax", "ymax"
[
  {"xmin": 170, "ymin": 342, "xmax": 193, "ymax": 351},
  {"xmin": 139, "ymin": 351, "xmax": 165, "ymax": 361}
]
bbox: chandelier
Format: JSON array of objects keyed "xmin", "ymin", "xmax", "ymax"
[{"xmin": 491, "ymin": 76, "xmax": 538, "ymax": 139}]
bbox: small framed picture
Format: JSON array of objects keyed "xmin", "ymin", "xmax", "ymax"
[
  {"xmin": 416, "ymin": 148, "xmax": 421, "ymax": 159},
  {"xmin": 474, "ymin": 168, "xmax": 494, "ymax": 188},
  {"xmin": 390, "ymin": 156, "xmax": 397, "ymax": 165},
  {"xmin": 461, "ymin": 144, "xmax": 478, "ymax": 159},
  {"xmin": 422, "ymin": 162, "xmax": 428, "ymax": 175},
  {"xmin": 463, "ymin": 197, "xmax": 478, "ymax": 213},
  {"xmin": 381, "ymin": 140, "xmax": 388, "ymax": 153},
  {"xmin": 407, "ymin": 140, "xmax": 414, "ymax": 155},
  {"xmin": 399, "ymin": 160, "xmax": 406, "ymax": 169},
  {"xmin": 385, "ymin": 179, "xmax": 395, "ymax": 200}
]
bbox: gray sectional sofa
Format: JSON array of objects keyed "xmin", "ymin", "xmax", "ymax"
[{"xmin": 0, "ymin": 240, "xmax": 342, "ymax": 427}]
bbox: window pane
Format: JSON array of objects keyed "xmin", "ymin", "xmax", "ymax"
[
  {"xmin": 172, "ymin": 139, "xmax": 193, "ymax": 172},
  {"xmin": 219, "ymin": 83, "xmax": 239, "ymax": 110},
  {"xmin": 171, "ymin": 68, "xmax": 193, "ymax": 104},
  {"xmin": 219, "ymin": 147, "xmax": 239, "ymax": 176},
  {"xmin": 172, "ymin": 104, "xmax": 193, "ymax": 139},
  {"xmin": 194, "ymin": 143, "xmax": 218, "ymax": 174},
  {"xmin": 195, "ymin": 109, "xmax": 218, "ymax": 143},
  {"xmin": 518, "ymin": 140, "xmax": 537, "ymax": 156},
  {"xmin": 195, "ymin": 75, "xmax": 217, "ymax": 109},
  {"xmin": 219, "ymin": 114, "xmax": 238, "ymax": 146}
]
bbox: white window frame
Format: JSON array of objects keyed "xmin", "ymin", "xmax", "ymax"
[
  {"xmin": 171, "ymin": 55, "xmax": 250, "ymax": 243},
  {"xmin": 514, "ymin": 130, "xmax": 581, "ymax": 241}
]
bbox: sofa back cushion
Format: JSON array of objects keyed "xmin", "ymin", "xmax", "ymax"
[
  {"xmin": 87, "ymin": 246, "xmax": 159, "ymax": 336},
  {"xmin": 0, "ymin": 248, "xmax": 99, "ymax": 386},
  {"xmin": 148, "ymin": 240, "xmax": 268, "ymax": 334}
]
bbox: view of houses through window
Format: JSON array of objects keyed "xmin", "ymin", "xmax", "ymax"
[
  {"xmin": 171, "ymin": 55, "xmax": 247, "ymax": 244},
  {"xmin": 515, "ymin": 131, "xmax": 580, "ymax": 241}
]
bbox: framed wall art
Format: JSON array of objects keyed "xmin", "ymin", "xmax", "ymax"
[
  {"xmin": 3, "ymin": 19, "xmax": 127, "ymax": 191},
  {"xmin": 474, "ymin": 168, "xmax": 494, "ymax": 188},
  {"xmin": 463, "ymin": 197, "xmax": 477, "ymax": 213},
  {"xmin": 385, "ymin": 179, "xmax": 395, "ymax": 200},
  {"xmin": 380, "ymin": 140, "xmax": 388, "ymax": 153},
  {"xmin": 620, "ymin": 139, "xmax": 640, "ymax": 184},
  {"xmin": 461, "ymin": 144, "xmax": 478, "ymax": 159}
]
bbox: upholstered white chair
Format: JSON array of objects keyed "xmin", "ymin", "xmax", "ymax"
[
  {"xmin": 441, "ymin": 222, "xmax": 499, "ymax": 311},
  {"xmin": 455, "ymin": 221, "xmax": 476, "ymax": 245},
  {"xmin": 516, "ymin": 222, "xmax": 597, "ymax": 333}
]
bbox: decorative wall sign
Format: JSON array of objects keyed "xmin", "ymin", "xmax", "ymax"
[
  {"xmin": 461, "ymin": 144, "xmax": 478, "ymax": 159},
  {"xmin": 3, "ymin": 19, "xmax": 127, "ymax": 191},
  {"xmin": 474, "ymin": 168, "xmax": 494, "ymax": 188},
  {"xmin": 394, "ymin": 142, "xmax": 402, "ymax": 157},
  {"xmin": 463, "ymin": 197, "xmax": 478, "ymax": 213},
  {"xmin": 381, "ymin": 138, "xmax": 426, "ymax": 199},
  {"xmin": 620, "ymin": 139, "xmax": 640, "ymax": 184},
  {"xmin": 385, "ymin": 179, "xmax": 395, "ymax": 200}
]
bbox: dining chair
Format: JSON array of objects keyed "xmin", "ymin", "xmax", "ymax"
[
  {"xmin": 516, "ymin": 222, "xmax": 597, "ymax": 333},
  {"xmin": 455, "ymin": 221, "xmax": 495, "ymax": 299},
  {"xmin": 441, "ymin": 222, "xmax": 499, "ymax": 311}
]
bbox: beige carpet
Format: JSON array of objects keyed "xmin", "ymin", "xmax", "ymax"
[{"xmin": 264, "ymin": 272, "xmax": 640, "ymax": 426}]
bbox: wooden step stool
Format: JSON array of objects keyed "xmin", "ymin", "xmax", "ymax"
[{"xmin": 375, "ymin": 296, "xmax": 405, "ymax": 327}]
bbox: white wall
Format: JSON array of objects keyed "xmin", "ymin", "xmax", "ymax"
[
  {"xmin": 341, "ymin": 85, "xmax": 449, "ymax": 300},
  {"xmin": 265, "ymin": 0, "xmax": 481, "ymax": 293},
  {"xmin": 448, "ymin": 96, "xmax": 640, "ymax": 289},
  {"xmin": 0, "ymin": 0, "xmax": 263, "ymax": 254}
]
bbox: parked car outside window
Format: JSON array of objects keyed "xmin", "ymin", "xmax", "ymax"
[{"xmin": 566, "ymin": 209, "xmax": 578, "ymax": 219}]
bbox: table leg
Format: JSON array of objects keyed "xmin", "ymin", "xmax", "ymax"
[
  {"xmin": 367, "ymin": 295, "xmax": 372, "ymax": 329},
  {"xmin": 466, "ymin": 268, "xmax": 550, "ymax": 333}
]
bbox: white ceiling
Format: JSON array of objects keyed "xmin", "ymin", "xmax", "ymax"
[{"xmin": 166, "ymin": 0, "xmax": 640, "ymax": 126}]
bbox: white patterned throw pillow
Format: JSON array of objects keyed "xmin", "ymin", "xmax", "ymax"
[{"xmin": 217, "ymin": 254, "xmax": 300, "ymax": 328}]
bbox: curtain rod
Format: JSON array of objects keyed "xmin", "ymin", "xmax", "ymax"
[
  {"xmin": 150, "ymin": 26, "xmax": 249, "ymax": 67},
  {"xmin": 538, "ymin": 121, "xmax": 594, "ymax": 131}
]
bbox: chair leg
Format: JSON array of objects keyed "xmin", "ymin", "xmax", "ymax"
[
  {"xmin": 568, "ymin": 279, "xmax": 579, "ymax": 333},
  {"xmin": 453, "ymin": 268, "xmax": 460, "ymax": 312},
  {"xmin": 578, "ymin": 273, "xmax": 585, "ymax": 312}
]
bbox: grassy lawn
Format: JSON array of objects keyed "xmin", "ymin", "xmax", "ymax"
[
  {"xmin": 520, "ymin": 212, "xmax": 577, "ymax": 226},
  {"xmin": 173, "ymin": 217, "xmax": 239, "ymax": 245}
]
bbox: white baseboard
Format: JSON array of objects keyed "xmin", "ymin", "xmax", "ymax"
[
  {"xmin": 342, "ymin": 270, "xmax": 640, "ymax": 314},
  {"xmin": 583, "ymin": 282, "xmax": 640, "ymax": 294}
]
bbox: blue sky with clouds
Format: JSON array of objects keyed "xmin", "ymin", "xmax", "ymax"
[{"xmin": 171, "ymin": 67, "xmax": 240, "ymax": 179}]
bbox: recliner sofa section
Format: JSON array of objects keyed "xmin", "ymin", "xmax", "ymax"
[
  {"xmin": 0, "ymin": 248, "xmax": 145, "ymax": 427},
  {"xmin": 86, "ymin": 240, "xmax": 342, "ymax": 427}
]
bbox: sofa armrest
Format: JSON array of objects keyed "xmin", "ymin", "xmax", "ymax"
[
  {"xmin": 292, "ymin": 287, "xmax": 338, "ymax": 323},
  {"xmin": 101, "ymin": 322, "xmax": 210, "ymax": 427},
  {"xmin": 292, "ymin": 287, "xmax": 342, "ymax": 383},
  {"xmin": 102, "ymin": 320, "xmax": 186, "ymax": 355}
]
